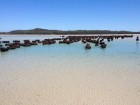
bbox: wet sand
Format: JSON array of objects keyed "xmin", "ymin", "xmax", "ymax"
[{"xmin": 0, "ymin": 67, "xmax": 140, "ymax": 105}]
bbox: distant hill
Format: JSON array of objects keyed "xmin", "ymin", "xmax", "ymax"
[{"xmin": 1, "ymin": 28, "xmax": 140, "ymax": 34}]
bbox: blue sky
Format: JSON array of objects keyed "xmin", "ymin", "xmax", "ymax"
[{"xmin": 0, "ymin": 0, "xmax": 140, "ymax": 32}]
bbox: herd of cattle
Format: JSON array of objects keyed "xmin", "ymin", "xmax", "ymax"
[{"xmin": 0, "ymin": 35, "xmax": 139, "ymax": 52}]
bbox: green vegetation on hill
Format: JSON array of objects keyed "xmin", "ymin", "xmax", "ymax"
[{"xmin": 1, "ymin": 28, "xmax": 140, "ymax": 34}]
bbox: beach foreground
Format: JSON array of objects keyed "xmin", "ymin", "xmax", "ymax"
[{"xmin": 0, "ymin": 35, "xmax": 140, "ymax": 105}]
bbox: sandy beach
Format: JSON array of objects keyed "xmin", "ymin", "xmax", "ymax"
[{"xmin": 0, "ymin": 65, "xmax": 140, "ymax": 105}]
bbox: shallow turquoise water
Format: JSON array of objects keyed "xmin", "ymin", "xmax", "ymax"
[{"xmin": 0, "ymin": 35, "xmax": 140, "ymax": 72}]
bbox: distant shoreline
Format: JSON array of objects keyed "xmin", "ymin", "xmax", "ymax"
[
  {"xmin": 0, "ymin": 34, "xmax": 139, "ymax": 36},
  {"xmin": 0, "ymin": 28, "xmax": 140, "ymax": 35},
  {"xmin": 0, "ymin": 34, "xmax": 140, "ymax": 36}
]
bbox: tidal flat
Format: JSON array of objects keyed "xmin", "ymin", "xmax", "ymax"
[{"xmin": 0, "ymin": 34, "xmax": 140, "ymax": 105}]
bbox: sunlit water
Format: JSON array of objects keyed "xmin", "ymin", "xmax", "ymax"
[{"xmin": 0, "ymin": 35, "xmax": 140, "ymax": 105}]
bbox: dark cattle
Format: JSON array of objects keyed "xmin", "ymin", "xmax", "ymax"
[
  {"xmin": 23, "ymin": 40, "xmax": 31, "ymax": 47},
  {"xmin": 0, "ymin": 45, "xmax": 2, "ymax": 48},
  {"xmin": 24, "ymin": 40, "xmax": 30, "ymax": 43},
  {"xmin": 101, "ymin": 43, "xmax": 107, "ymax": 48},
  {"xmin": 31, "ymin": 41, "xmax": 38, "ymax": 45},
  {"xmin": 107, "ymin": 38, "xmax": 110, "ymax": 42},
  {"xmin": 23, "ymin": 43, "xmax": 31, "ymax": 47},
  {"xmin": 42, "ymin": 39, "xmax": 56, "ymax": 45},
  {"xmin": 2, "ymin": 41, "xmax": 10, "ymax": 43},
  {"xmin": 85, "ymin": 43, "xmax": 91, "ymax": 49},
  {"xmin": 52, "ymin": 38, "xmax": 61, "ymax": 40},
  {"xmin": 136, "ymin": 36, "xmax": 139, "ymax": 41},
  {"xmin": 5, "ymin": 44, "xmax": 10, "ymax": 46},
  {"xmin": 121, "ymin": 36, "xmax": 124, "ymax": 39},
  {"xmin": 13, "ymin": 40, "xmax": 20, "ymax": 43},
  {"xmin": 82, "ymin": 40, "xmax": 86, "ymax": 43},
  {"xmin": 1, "ymin": 47, "xmax": 9, "ymax": 52},
  {"xmin": 42, "ymin": 41, "xmax": 48, "ymax": 45},
  {"xmin": 9, "ymin": 43, "xmax": 20, "ymax": 49}
]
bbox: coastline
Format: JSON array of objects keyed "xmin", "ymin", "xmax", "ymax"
[{"xmin": 0, "ymin": 34, "xmax": 139, "ymax": 36}]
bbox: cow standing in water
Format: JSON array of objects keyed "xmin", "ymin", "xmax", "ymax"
[{"xmin": 136, "ymin": 36, "xmax": 139, "ymax": 41}]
